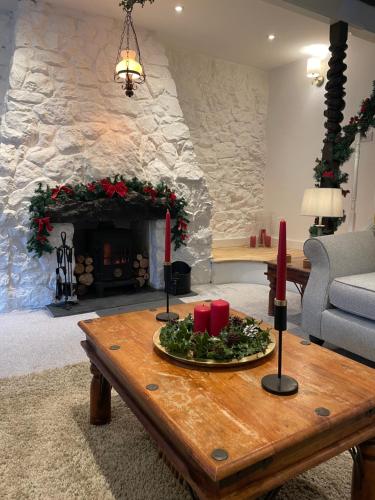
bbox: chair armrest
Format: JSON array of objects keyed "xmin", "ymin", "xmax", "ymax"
[{"xmin": 302, "ymin": 230, "xmax": 375, "ymax": 339}]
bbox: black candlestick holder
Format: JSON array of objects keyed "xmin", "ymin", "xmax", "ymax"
[
  {"xmin": 261, "ymin": 299, "xmax": 299, "ymax": 396},
  {"xmin": 156, "ymin": 262, "xmax": 180, "ymax": 322}
]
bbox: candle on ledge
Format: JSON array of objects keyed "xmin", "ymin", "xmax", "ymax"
[
  {"xmin": 276, "ymin": 220, "xmax": 287, "ymax": 301},
  {"xmin": 210, "ymin": 299, "xmax": 230, "ymax": 337},
  {"xmin": 193, "ymin": 304, "xmax": 211, "ymax": 333},
  {"xmin": 259, "ymin": 228, "xmax": 266, "ymax": 246},
  {"xmin": 264, "ymin": 235, "xmax": 271, "ymax": 248},
  {"xmin": 250, "ymin": 235, "xmax": 257, "ymax": 248},
  {"xmin": 164, "ymin": 209, "xmax": 171, "ymax": 263}
]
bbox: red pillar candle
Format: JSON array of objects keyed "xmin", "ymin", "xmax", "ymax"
[
  {"xmin": 250, "ymin": 235, "xmax": 257, "ymax": 248},
  {"xmin": 210, "ymin": 299, "xmax": 230, "ymax": 337},
  {"xmin": 259, "ymin": 228, "xmax": 266, "ymax": 246},
  {"xmin": 164, "ymin": 209, "xmax": 171, "ymax": 263},
  {"xmin": 265, "ymin": 235, "xmax": 271, "ymax": 248},
  {"xmin": 193, "ymin": 304, "xmax": 211, "ymax": 333},
  {"xmin": 276, "ymin": 220, "xmax": 287, "ymax": 301}
]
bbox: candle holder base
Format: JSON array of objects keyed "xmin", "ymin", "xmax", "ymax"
[
  {"xmin": 156, "ymin": 311, "xmax": 179, "ymax": 322},
  {"xmin": 261, "ymin": 374, "xmax": 298, "ymax": 396}
]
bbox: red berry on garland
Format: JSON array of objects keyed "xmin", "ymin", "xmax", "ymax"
[
  {"xmin": 87, "ymin": 182, "xmax": 96, "ymax": 192},
  {"xmin": 322, "ymin": 171, "xmax": 334, "ymax": 178}
]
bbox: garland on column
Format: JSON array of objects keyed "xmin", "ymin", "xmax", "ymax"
[
  {"xmin": 27, "ymin": 176, "xmax": 189, "ymax": 258},
  {"xmin": 313, "ymin": 81, "xmax": 375, "ymax": 188}
]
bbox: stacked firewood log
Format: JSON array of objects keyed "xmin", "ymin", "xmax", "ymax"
[
  {"xmin": 133, "ymin": 253, "xmax": 149, "ymax": 288},
  {"xmin": 74, "ymin": 255, "xmax": 94, "ymax": 295}
]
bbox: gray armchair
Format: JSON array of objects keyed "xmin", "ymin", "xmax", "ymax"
[{"xmin": 302, "ymin": 230, "xmax": 375, "ymax": 362}]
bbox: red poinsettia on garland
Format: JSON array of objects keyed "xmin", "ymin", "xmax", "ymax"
[{"xmin": 27, "ymin": 176, "xmax": 190, "ymax": 257}]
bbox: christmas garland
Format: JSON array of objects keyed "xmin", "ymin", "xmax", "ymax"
[
  {"xmin": 314, "ymin": 81, "xmax": 375, "ymax": 187},
  {"xmin": 159, "ymin": 314, "xmax": 272, "ymax": 361},
  {"xmin": 27, "ymin": 176, "xmax": 189, "ymax": 257}
]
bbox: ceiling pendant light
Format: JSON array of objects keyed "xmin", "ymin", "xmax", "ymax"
[{"xmin": 114, "ymin": 2, "xmax": 145, "ymax": 97}]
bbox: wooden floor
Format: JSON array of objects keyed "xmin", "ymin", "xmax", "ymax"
[{"xmin": 212, "ymin": 246, "xmax": 304, "ymax": 263}]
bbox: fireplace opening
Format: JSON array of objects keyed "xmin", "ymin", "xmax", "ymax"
[{"xmin": 73, "ymin": 221, "xmax": 150, "ymax": 298}]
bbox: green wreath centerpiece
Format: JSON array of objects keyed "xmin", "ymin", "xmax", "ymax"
[{"xmin": 157, "ymin": 314, "xmax": 273, "ymax": 364}]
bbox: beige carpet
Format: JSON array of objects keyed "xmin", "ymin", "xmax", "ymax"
[{"xmin": 0, "ymin": 363, "xmax": 352, "ymax": 500}]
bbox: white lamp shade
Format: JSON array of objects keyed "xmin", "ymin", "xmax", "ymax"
[
  {"xmin": 301, "ymin": 188, "xmax": 343, "ymax": 217},
  {"xmin": 116, "ymin": 50, "xmax": 143, "ymax": 80},
  {"xmin": 306, "ymin": 57, "xmax": 322, "ymax": 78}
]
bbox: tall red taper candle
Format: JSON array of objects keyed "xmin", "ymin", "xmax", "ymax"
[
  {"xmin": 276, "ymin": 220, "xmax": 287, "ymax": 301},
  {"xmin": 164, "ymin": 209, "xmax": 171, "ymax": 263}
]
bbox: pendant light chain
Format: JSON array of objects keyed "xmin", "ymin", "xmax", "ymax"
[{"xmin": 114, "ymin": 3, "xmax": 146, "ymax": 97}]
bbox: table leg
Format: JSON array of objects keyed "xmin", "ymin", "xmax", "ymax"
[
  {"xmin": 351, "ymin": 438, "xmax": 375, "ymax": 499},
  {"xmin": 90, "ymin": 362, "xmax": 111, "ymax": 425},
  {"xmin": 268, "ymin": 277, "xmax": 276, "ymax": 316}
]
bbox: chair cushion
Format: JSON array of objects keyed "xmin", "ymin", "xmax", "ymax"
[{"xmin": 329, "ymin": 272, "xmax": 375, "ymax": 321}]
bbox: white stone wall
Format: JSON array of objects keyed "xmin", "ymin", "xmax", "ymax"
[
  {"xmin": 0, "ymin": 1, "xmax": 212, "ymax": 312},
  {"xmin": 167, "ymin": 48, "xmax": 268, "ymax": 242},
  {"xmin": 0, "ymin": 10, "xmax": 14, "ymax": 119}
]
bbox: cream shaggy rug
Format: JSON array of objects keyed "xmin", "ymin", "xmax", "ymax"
[{"xmin": 0, "ymin": 363, "xmax": 352, "ymax": 500}]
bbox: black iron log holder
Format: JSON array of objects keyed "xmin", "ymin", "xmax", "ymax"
[
  {"xmin": 156, "ymin": 262, "xmax": 179, "ymax": 322},
  {"xmin": 261, "ymin": 299, "xmax": 299, "ymax": 396}
]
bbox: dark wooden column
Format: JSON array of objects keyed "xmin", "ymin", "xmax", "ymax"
[
  {"xmin": 320, "ymin": 21, "xmax": 348, "ymax": 234},
  {"xmin": 321, "ymin": 20, "xmax": 348, "ymax": 188}
]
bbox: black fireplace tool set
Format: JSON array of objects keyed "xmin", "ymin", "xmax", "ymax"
[{"xmin": 55, "ymin": 231, "xmax": 76, "ymax": 308}]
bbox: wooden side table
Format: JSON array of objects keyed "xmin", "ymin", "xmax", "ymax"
[{"xmin": 265, "ymin": 257, "xmax": 311, "ymax": 316}]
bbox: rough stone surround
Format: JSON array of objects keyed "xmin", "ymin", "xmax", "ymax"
[
  {"xmin": 0, "ymin": 1, "xmax": 212, "ymax": 312},
  {"xmin": 167, "ymin": 48, "xmax": 268, "ymax": 241},
  {"xmin": 0, "ymin": 10, "xmax": 14, "ymax": 119}
]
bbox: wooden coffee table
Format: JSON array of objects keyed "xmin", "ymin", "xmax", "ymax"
[
  {"xmin": 79, "ymin": 302, "xmax": 375, "ymax": 499},
  {"xmin": 265, "ymin": 257, "xmax": 311, "ymax": 316}
]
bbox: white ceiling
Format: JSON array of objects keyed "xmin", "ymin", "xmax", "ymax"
[{"xmin": 0, "ymin": 0, "xmax": 338, "ymax": 70}]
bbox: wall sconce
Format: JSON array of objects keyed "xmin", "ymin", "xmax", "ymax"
[{"xmin": 306, "ymin": 57, "xmax": 324, "ymax": 87}]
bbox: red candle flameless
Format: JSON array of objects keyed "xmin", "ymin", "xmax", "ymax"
[
  {"xmin": 265, "ymin": 235, "xmax": 271, "ymax": 248},
  {"xmin": 164, "ymin": 209, "xmax": 171, "ymax": 263},
  {"xmin": 193, "ymin": 304, "xmax": 211, "ymax": 333},
  {"xmin": 210, "ymin": 299, "xmax": 230, "ymax": 337},
  {"xmin": 250, "ymin": 236, "xmax": 257, "ymax": 248},
  {"xmin": 276, "ymin": 220, "xmax": 287, "ymax": 301}
]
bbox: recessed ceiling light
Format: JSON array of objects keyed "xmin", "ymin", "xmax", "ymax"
[
  {"xmin": 175, "ymin": 5, "xmax": 183, "ymax": 13},
  {"xmin": 268, "ymin": 34, "xmax": 276, "ymax": 41}
]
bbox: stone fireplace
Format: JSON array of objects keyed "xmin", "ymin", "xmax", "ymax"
[{"xmin": 0, "ymin": 1, "xmax": 212, "ymax": 312}]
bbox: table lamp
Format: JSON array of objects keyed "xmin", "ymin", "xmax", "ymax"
[{"xmin": 301, "ymin": 188, "xmax": 343, "ymax": 236}]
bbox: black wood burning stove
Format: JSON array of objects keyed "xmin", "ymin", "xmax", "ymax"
[{"xmin": 89, "ymin": 228, "xmax": 137, "ymax": 297}]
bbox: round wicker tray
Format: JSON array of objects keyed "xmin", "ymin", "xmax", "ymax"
[{"xmin": 153, "ymin": 328, "xmax": 276, "ymax": 368}]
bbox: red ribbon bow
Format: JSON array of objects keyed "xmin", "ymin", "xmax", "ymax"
[
  {"xmin": 101, "ymin": 179, "xmax": 128, "ymax": 198},
  {"xmin": 35, "ymin": 216, "xmax": 53, "ymax": 234},
  {"xmin": 144, "ymin": 186, "xmax": 157, "ymax": 200},
  {"xmin": 51, "ymin": 185, "xmax": 73, "ymax": 200},
  {"xmin": 178, "ymin": 219, "xmax": 188, "ymax": 231},
  {"xmin": 169, "ymin": 192, "xmax": 177, "ymax": 205}
]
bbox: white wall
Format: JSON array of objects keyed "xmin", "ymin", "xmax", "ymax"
[
  {"xmin": 265, "ymin": 34, "xmax": 375, "ymax": 246},
  {"xmin": 167, "ymin": 47, "xmax": 268, "ymax": 243}
]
